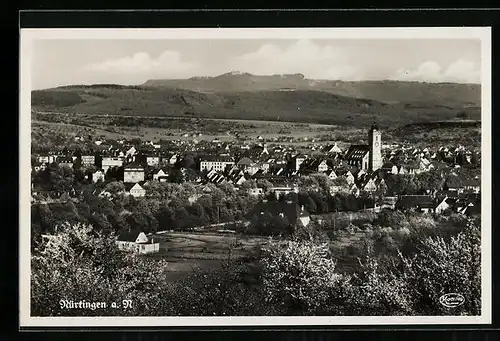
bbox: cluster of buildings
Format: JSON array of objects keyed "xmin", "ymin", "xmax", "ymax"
[
  {"xmin": 31, "ymin": 123, "xmax": 482, "ymax": 255},
  {"xmin": 31, "ymin": 123, "xmax": 481, "ymax": 211}
]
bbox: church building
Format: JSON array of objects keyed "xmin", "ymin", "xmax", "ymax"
[{"xmin": 344, "ymin": 123, "xmax": 383, "ymax": 173}]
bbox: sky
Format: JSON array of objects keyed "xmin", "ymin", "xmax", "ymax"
[{"xmin": 31, "ymin": 39, "xmax": 482, "ymax": 90}]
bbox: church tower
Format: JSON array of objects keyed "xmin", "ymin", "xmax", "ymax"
[{"xmin": 368, "ymin": 122, "xmax": 382, "ymax": 172}]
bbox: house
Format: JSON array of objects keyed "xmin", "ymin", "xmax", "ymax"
[
  {"xmin": 380, "ymin": 196, "xmax": 398, "ymax": 210},
  {"xmin": 92, "ymin": 169, "xmax": 105, "ymax": 183},
  {"xmin": 435, "ymin": 196, "xmax": 458, "ymax": 214},
  {"xmin": 294, "ymin": 154, "xmax": 307, "ymax": 171},
  {"xmin": 301, "ymin": 158, "xmax": 329, "ymax": 173},
  {"xmin": 37, "ymin": 155, "xmax": 56, "ymax": 164},
  {"xmin": 337, "ymin": 170, "xmax": 356, "ymax": 185},
  {"xmin": 248, "ymin": 187, "xmax": 264, "ymax": 196},
  {"xmin": 116, "ymin": 230, "xmax": 160, "ymax": 254},
  {"xmin": 166, "ymin": 154, "xmax": 178, "ymax": 165},
  {"xmin": 382, "ymin": 163, "xmax": 398, "ymax": 174},
  {"xmin": 124, "ymin": 164, "xmax": 145, "ymax": 183},
  {"xmin": 361, "ymin": 178, "xmax": 378, "ymax": 193},
  {"xmin": 324, "ymin": 170, "xmax": 338, "ymax": 180},
  {"xmin": 206, "ymin": 170, "xmax": 227, "ymax": 184},
  {"xmin": 81, "ymin": 155, "xmax": 96, "ymax": 167},
  {"xmin": 126, "ymin": 146, "xmax": 137, "ymax": 157},
  {"xmin": 324, "ymin": 143, "xmax": 342, "ymax": 154},
  {"xmin": 463, "ymin": 178, "xmax": 481, "ymax": 194},
  {"xmin": 247, "ymin": 200, "xmax": 310, "ymax": 227},
  {"xmin": 329, "ymin": 184, "xmax": 349, "ymax": 195},
  {"xmin": 57, "ymin": 156, "xmax": 74, "ymax": 168},
  {"xmin": 237, "ymin": 156, "xmax": 254, "ymax": 168},
  {"xmin": 146, "ymin": 155, "xmax": 161, "ymax": 166},
  {"xmin": 395, "ymin": 195, "xmax": 435, "ymax": 213},
  {"xmin": 153, "ymin": 168, "xmax": 169, "ymax": 182},
  {"xmin": 125, "ymin": 182, "xmax": 146, "ymax": 198},
  {"xmin": 270, "ymin": 183, "xmax": 299, "ymax": 199},
  {"xmin": 200, "ymin": 155, "xmax": 235, "ymax": 172},
  {"xmin": 444, "ymin": 176, "xmax": 467, "ymax": 193},
  {"xmin": 102, "ymin": 156, "xmax": 124, "ymax": 173},
  {"xmin": 233, "ymin": 174, "xmax": 247, "ymax": 186}
]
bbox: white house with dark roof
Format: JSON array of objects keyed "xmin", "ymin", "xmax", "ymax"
[
  {"xmin": 146, "ymin": 155, "xmax": 161, "ymax": 166},
  {"xmin": 200, "ymin": 155, "xmax": 235, "ymax": 172},
  {"xmin": 153, "ymin": 168, "xmax": 169, "ymax": 182},
  {"xmin": 125, "ymin": 182, "xmax": 146, "ymax": 198},
  {"xmin": 81, "ymin": 155, "xmax": 96, "ymax": 167},
  {"xmin": 102, "ymin": 156, "xmax": 124, "ymax": 173},
  {"xmin": 124, "ymin": 164, "xmax": 145, "ymax": 183},
  {"xmin": 116, "ymin": 230, "xmax": 159, "ymax": 254}
]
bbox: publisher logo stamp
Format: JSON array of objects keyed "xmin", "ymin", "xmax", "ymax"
[{"xmin": 439, "ymin": 293, "xmax": 465, "ymax": 308}]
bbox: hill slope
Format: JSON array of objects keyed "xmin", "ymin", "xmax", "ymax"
[
  {"xmin": 31, "ymin": 84, "xmax": 481, "ymax": 127},
  {"xmin": 143, "ymin": 72, "xmax": 481, "ymax": 107}
]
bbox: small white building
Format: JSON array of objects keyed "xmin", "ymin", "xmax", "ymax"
[
  {"xmin": 146, "ymin": 156, "xmax": 161, "ymax": 166},
  {"xmin": 81, "ymin": 155, "xmax": 96, "ymax": 167},
  {"xmin": 126, "ymin": 183, "xmax": 146, "ymax": 198},
  {"xmin": 102, "ymin": 156, "xmax": 124, "ymax": 173},
  {"xmin": 153, "ymin": 168, "xmax": 169, "ymax": 182},
  {"xmin": 200, "ymin": 156, "xmax": 235, "ymax": 172},
  {"xmin": 124, "ymin": 164, "xmax": 145, "ymax": 183},
  {"xmin": 116, "ymin": 231, "xmax": 160, "ymax": 254},
  {"xmin": 247, "ymin": 188, "xmax": 264, "ymax": 196}
]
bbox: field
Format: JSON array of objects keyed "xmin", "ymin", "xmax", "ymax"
[
  {"xmin": 32, "ymin": 111, "xmax": 366, "ymax": 146},
  {"xmin": 32, "ymin": 109, "xmax": 482, "ymax": 153},
  {"xmin": 147, "ymin": 231, "xmax": 269, "ymax": 281}
]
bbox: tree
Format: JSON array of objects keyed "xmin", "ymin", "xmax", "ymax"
[
  {"xmin": 180, "ymin": 154, "xmax": 196, "ymax": 169},
  {"xmin": 416, "ymin": 170, "xmax": 444, "ymax": 193},
  {"xmin": 346, "ymin": 249, "xmax": 414, "ymax": 316},
  {"xmin": 261, "ymin": 240, "xmax": 349, "ymax": 315},
  {"xmin": 31, "ymin": 222, "xmax": 169, "ymax": 316},
  {"xmin": 470, "ymin": 151, "xmax": 479, "ymax": 166},
  {"xmin": 298, "ymin": 192, "xmax": 317, "ymax": 214},
  {"xmin": 256, "ymin": 179, "xmax": 273, "ymax": 192},
  {"xmin": 104, "ymin": 181, "xmax": 125, "ymax": 199},
  {"xmin": 399, "ymin": 219, "xmax": 481, "ymax": 315}
]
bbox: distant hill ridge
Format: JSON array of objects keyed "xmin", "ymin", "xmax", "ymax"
[
  {"xmin": 31, "ymin": 79, "xmax": 481, "ymax": 127},
  {"xmin": 142, "ymin": 71, "xmax": 480, "ymax": 106}
]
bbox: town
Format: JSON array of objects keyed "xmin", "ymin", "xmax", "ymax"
[
  {"xmin": 30, "ymin": 119, "xmax": 481, "ymax": 254},
  {"xmin": 26, "ymin": 31, "xmax": 485, "ymax": 319}
]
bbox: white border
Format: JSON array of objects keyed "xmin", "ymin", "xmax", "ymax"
[{"xmin": 19, "ymin": 27, "xmax": 492, "ymax": 328}]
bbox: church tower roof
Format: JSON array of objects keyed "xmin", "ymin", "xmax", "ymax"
[{"xmin": 370, "ymin": 121, "xmax": 380, "ymax": 131}]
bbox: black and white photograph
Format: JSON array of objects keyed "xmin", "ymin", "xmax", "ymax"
[{"xmin": 19, "ymin": 27, "xmax": 491, "ymax": 327}]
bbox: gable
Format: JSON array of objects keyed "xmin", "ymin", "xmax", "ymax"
[{"xmin": 135, "ymin": 232, "xmax": 149, "ymax": 244}]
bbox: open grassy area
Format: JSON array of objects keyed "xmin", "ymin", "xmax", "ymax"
[{"xmin": 147, "ymin": 231, "xmax": 269, "ymax": 281}]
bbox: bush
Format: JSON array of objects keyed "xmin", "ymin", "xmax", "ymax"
[
  {"xmin": 398, "ymin": 219, "xmax": 481, "ymax": 315},
  {"xmin": 261, "ymin": 240, "xmax": 349, "ymax": 315},
  {"xmin": 377, "ymin": 210, "xmax": 408, "ymax": 228},
  {"xmin": 346, "ymin": 253, "xmax": 414, "ymax": 316}
]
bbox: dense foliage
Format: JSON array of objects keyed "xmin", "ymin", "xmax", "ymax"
[{"xmin": 31, "ymin": 212, "xmax": 481, "ymax": 316}]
